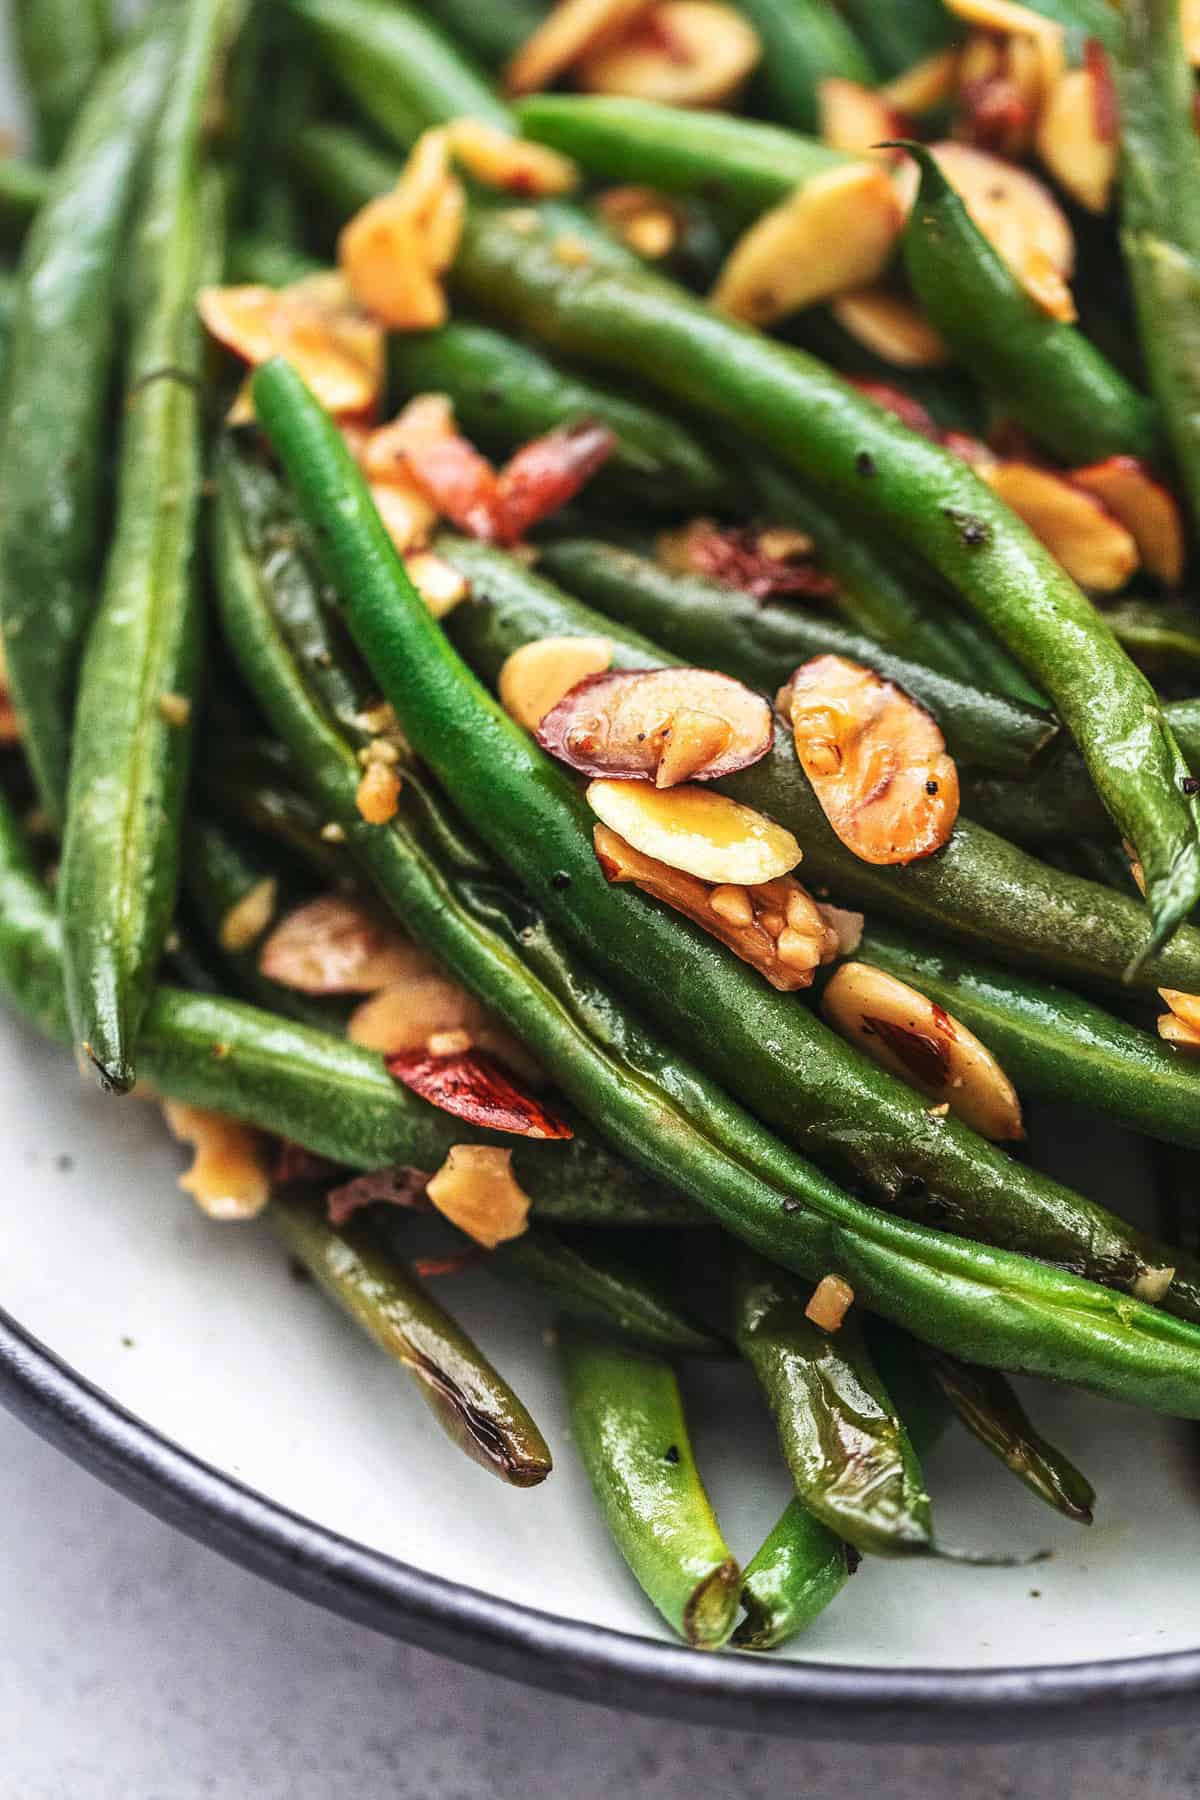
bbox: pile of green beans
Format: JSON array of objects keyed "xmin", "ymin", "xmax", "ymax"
[{"xmin": 10, "ymin": 0, "xmax": 1200, "ymax": 1661}]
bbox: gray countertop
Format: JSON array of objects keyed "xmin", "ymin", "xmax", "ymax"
[{"xmin": 2, "ymin": 1409, "xmax": 1198, "ymax": 1798}]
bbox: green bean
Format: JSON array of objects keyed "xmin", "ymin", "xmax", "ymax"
[
  {"xmin": 254, "ymin": 363, "xmax": 1200, "ymax": 1327},
  {"xmin": 921, "ymin": 1348, "xmax": 1095, "ymax": 1525},
  {"xmin": 0, "ymin": 158, "xmax": 51, "ymax": 246},
  {"xmin": 1119, "ymin": 0, "xmax": 1200, "ymax": 528},
  {"xmin": 418, "ymin": 0, "xmax": 546, "ymax": 68},
  {"xmin": 900, "ymin": 144, "xmax": 1157, "ymax": 467},
  {"xmin": 14, "ymin": 0, "xmax": 108, "ymax": 162},
  {"xmin": 226, "ymin": 236, "xmax": 321, "ymax": 288},
  {"xmin": 58, "ymin": 1, "xmax": 236, "ymax": 1094},
  {"xmin": 449, "ymin": 205, "xmax": 1200, "ymax": 953},
  {"xmin": 734, "ymin": 0, "xmax": 874, "ymax": 131},
  {"xmin": 736, "ymin": 1255, "xmax": 934, "ymax": 1557},
  {"xmin": 734, "ymin": 1503, "xmax": 856, "ymax": 1652},
  {"xmin": 489, "ymin": 1227, "xmax": 725, "ymax": 1355},
  {"xmin": 286, "ymin": 0, "xmax": 512, "ymax": 140},
  {"xmin": 1106, "ymin": 601, "xmax": 1200, "ymax": 679},
  {"xmin": 0, "ymin": 26, "xmax": 177, "ymax": 826},
  {"xmin": 559, "ymin": 1326, "xmax": 740, "ymax": 1647},
  {"xmin": 290, "ymin": 123, "xmax": 402, "ymax": 224},
  {"xmin": 270, "ymin": 1190, "xmax": 553, "ymax": 1486},
  {"xmin": 390, "ymin": 322, "xmax": 725, "ymax": 509},
  {"xmin": 536, "ymin": 538, "xmax": 1058, "ymax": 777},
  {"xmin": 437, "ymin": 530, "xmax": 1200, "ymax": 998},
  {"xmin": 516, "ymin": 95, "xmax": 846, "ymax": 223},
  {"xmin": 1019, "ymin": 0, "xmax": 1120, "ymax": 56},
  {"xmin": 835, "ymin": 0, "xmax": 956, "ymax": 76},
  {"xmin": 848, "ymin": 923, "xmax": 1200, "ymax": 1154}
]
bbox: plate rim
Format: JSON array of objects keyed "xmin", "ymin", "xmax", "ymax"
[{"xmin": 4, "ymin": 1304, "xmax": 1200, "ymax": 1740}]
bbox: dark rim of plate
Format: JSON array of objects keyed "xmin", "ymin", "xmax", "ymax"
[{"xmin": 3, "ymin": 1301, "xmax": 1199, "ymax": 1742}]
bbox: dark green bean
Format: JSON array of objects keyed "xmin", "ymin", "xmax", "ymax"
[
  {"xmin": 14, "ymin": 0, "xmax": 108, "ymax": 162},
  {"xmin": 736, "ymin": 1255, "xmax": 934, "ymax": 1557},
  {"xmin": 286, "ymin": 0, "xmax": 512, "ymax": 139},
  {"xmin": 418, "ymin": 0, "xmax": 546, "ymax": 68},
  {"xmin": 559, "ymin": 1326, "xmax": 741, "ymax": 1647},
  {"xmin": 1019, "ymin": 0, "xmax": 1120, "ymax": 56},
  {"xmin": 271, "ymin": 1190, "xmax": 553, "ymax": 1486},
  {"xmin": 290, "ymin": 122, "xmax": 402, "ymax": 223},
  {"xmin": 535, "ymin": 538, "xmax": 1058, "ymax": 777},
  {"xmin": 226, "ymin": 236, "xmax": 322, "ymax": 289},
  {"xmin": 0, "ymin": 26, "xmax": 176, "ymax": 825},
  {"xmin": 735, "ymin": 0, "xmax": 874, "ymax": 131},
  {"xmin": 0, "ymin": 157, "xmax": 50, "ymax": 245},
  {"xmin": 921, "ymin": 1348, "xmax": 1095, "ymax": 1524},
  {"xmin": 449, "ymin": 204, "xmax": 1200, "ymax": 953},
  {"xmin": 1106, "ymin": 601, "xmax": 1200, "ymax": 679},
  {"xmin": 835, "ymin": 0, "xmax": 955, "ymax": 76},
  {"xmin": 390, "ymin": 322, "xmax": 725, "ymax": 509},
  {"xmin": 900, "ymin": 143, "xmax": 1157, "ymax": 467},
  {"xmin": 58, "ymin": 2, "xmax": 236, "ymax": 1094}
]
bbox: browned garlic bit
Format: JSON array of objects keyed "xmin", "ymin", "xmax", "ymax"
[
  {"xmin": 355, "ymin": 758, "xmax": 403, "ymax": 825},
  {"xmin": 198, "ymin": 273, "xmax": 384, "ymax": 425},
  {"xmin": 821, "ymin": 962, "xmax": 1025, "ymax": 1141},
  {"xmin": 1069, "ymin": 458, "xmax": 1186, "ymax": 586},
  {"xmin": 218, "ymin": 876, "xmax": 278, "ymax": 954},
  {"xmin": 587, "ymin": 777, "xmax": 802, "ymax": 885},
  {"xmin": 576, "ymin": 2, "xmax": 762, "ymax": 107},
  {"xmin": 498, "ymin": 634, "xmax": 615, "ymax": 733},
  {"xmin": 816, "ymin": 903, "xmax": 865, "ymax": 958},
  {"xmin": 425, "ymin": 1144, "xmax": 532, "ymax": 1247},
  {"xmin": 338, "ymin": 128, "xmax": 464, "ymax": 332},
  {"xmin": 258, "ymin": 894, "xmax": 421, "ymax": 994},
  {"xmin": 805, "ymin": 1274, "xmax": 855, "ymax": 1333},
  {"xmin": 162, "ymin": 1102, "xmax": 271, "ymax": 1222},
  {"xmin": 598, "ymin": 185, "xmax": 681, "ymax": 260},
  {"xmin": 1158, "ymin": 989, "xmax": 1200, "ymax": 1053},
  {"xmin": 158, "ymin": 691, "xmax": 191, "ymax": 728},
  {"xmin": 782, "ymin": 655, "xmax": 959, "ymax": 865},
  {"xmin": 713, "ymin": 163, "xmax": 901, "ymax": 327},
  {"xmin": 594, "ymin": 821, "xmax": 838, "ymax": 990},
  {"xmin": 537, "ymin": 666, "xmax": 773, "ymax": 787},
  {"xmin": 830, "ymin": 289, "xmax": 949, "ymax": 369},
  {"xmin": 985, "ymin": 463, "xmax": 1139, "ymax": 592},
  {"xmin": 503, "ymin": 0, "xmax": 656, "ymax": 95}
]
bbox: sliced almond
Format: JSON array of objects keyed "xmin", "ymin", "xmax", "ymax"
[
  {"xmin": 1185, "ymin": 0, "xmax": 1200, "ymax": 65},
  {"xmin": 942, "ymin": 0, "xmax": 1065, "ymax": 98},
  {"xmin": 338, "ymin": 128, "xmax": 464, "ymax": 331},
  {"xmin": 499, "ymin": 635, "xmax": 615, "ymax": 733},
  {"xmin": 162, "ymin": 1101, "xmax": 271, "ymax": 1222},
  {"xmin": 198, "ymin": 275, "xmax": 384, "ymax": 423},
  {"xmin": 259, "ymin": 895, "xmax": 422, "ymax": 994},
  {"xmin": 1035, "ymin": 63, "xmax": 1117, "ymax": 214},
  {"xmin": 594, "ymin": 822, "xmax": 837, "ymax": 990},
  {"xmin": 831, "ymin": 289, "xmax": 949, "ymax": 369},
  {"xmin": 218, "ymin": 876, "xmax": 277, "ymax": 954},
  {"xmin": 503, "ymin": 0, "xmax": 655, "ymax": 95},
  {"xmin": 369, "ymin": 481, "xmax": 440, "ymax": 557},
  {"xmin": 882, "ymin": 49, "xmax": 961, "ymax": 114},
  {"xmin": 388, "ymin": 1048, "xmax": 571, "ymax": 1138},
  {"xmin": 986, "ymin": 462, "xmax": 1139, "ymax": 592},
  {"xmin": 349, "ymin": 971, "xmax": 542, "ymax": 1083},
  {"xmin": 805, "ymin": 1274, "xmax": 855, "ymax": 1333},
  {"xmin": 1160, "ymin": 1015, "xmax": 1200, "ymax": 1052},
  {"xmin": 785, "ymin": 655, "xmax": 959, "ymax": 866},
  {"xmin": 597, "ymin": 185, "xmax": 681, "ymax": 259},
  {"xmin": 818, "ymin": 77, "xmax": 903, "ymax": 159},
  {"xmin": 821, "ymin": 962, "xmax": 1024, "ymax": 1140},
  {"xmin": 404, "ymin": 549, "xmax": 470, "ymax": 619},
  {"xmin": 1160, "ymin": 988, "xmax": 1200, "ymax": 1037},
  {"xmin": 577, "ymin": 2, "xmax": 762, "ymax": 108},
  {"xmin": 446, "ymin": 118, "xmax": 578, "ymax": 196},
  {"xmin": 537, "ymin": 666, "xmax": 772, "ymax": 787},
  {"xmin": 713, "ymin": 162, "xmax": 901, "ymax": 326},
  {"xmin": 1070, "ymin": 458, "xmax": 1186, "ymax": 586},
  {"xmin": 657, "ymin": 517, "xmax": 837, "ymax": 600},
  {"xmin": 426, "ymin": 1145, "xmax": 532, "ymax": 1249},
  {"xmin": 355, "ymin": 759, "xmax": 402, "ymax": 825},
  {"xmin": 586, "ymin": 778, "xmax": 801, "ymax": 885},
  {"xmin": 895, "ymin": 140, "xmax": 1076, "ymax": 314},
  {"xmin": 957, "ymin": 31, "xmax": 1041, "ymax": 157}
]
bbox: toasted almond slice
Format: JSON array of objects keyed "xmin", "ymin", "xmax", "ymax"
[
  {"xmin": 821, "ymin": 962, "xmax": 1024, "ymax": 1140},
  {"xmin": 198, "ymin": 277, "xmax": 384, "ymax": 421},
  {"xmin": 499, "ymin": 636, "xmax": 615, "ymax": 732},
  {"xmin": 369, "ymin": 480, "xmax": 439, "ymax": 557},
  {"xmin": 594, "ymin": 822, "xmax": 834, "ymax": 989},
  {"xmin": 426, "ymin": 1145, "xmax": 532, "ymax": 1248},
  {"xmin": 162, "ymin": 1101, "xmax": 271, "ymax": 1221},
  {"xmin": 577, "ymin": 2, "xmax": 762, "ymax": 107},
  {"xmin": 597, "ymin": 185, "xmax": 681, "ymax": 258},
  {"xmin": 1160, "ymin": 988, "xmax": 1200, "ymax": 1032},
  {"xmin": 259, "ymin": 895, "xmax": 423, "ymax": 994},
  {"xmin": 895, "ymin": 139, "xmax": 1076, "ymax": 309},
  {"xmin": 503, "ymin": 0, "xmax": 655, "ymax": 95},
  {"xmin": 805, "ymin": 1274, "xmax": 855, "ymax": 1332},
  {"xmin": 1159, "ymin": 1013, "xmax": 1200, "ymax": 1053},
  {"xmin": 349, "ymin": 972, "xmax": 542, "ymax": 1082},
  {"xmin": 537, "ymin": 667, "xmax": 772, "ymax": 786},
  {"xmin": 1185, "ymin": 0, "xmax": 1200, "ymax": 65},
  {"xmin": 1021, "ymin": 245, "xmax": 1077, "ymax": 323},
  {"xmin": 957, "ymin": 31, "xmax": 1041, "ymax": 157},
  {"xmin": 1070, "ymin": 458, "xmax": 1186, "ymax": 586},
  {"xmin": 713, "ymin": 162, "xmax": 901, "ymax": 326},
  {"xmin": 404, "ymin": 549, "xmax": 471, "ymax": 619},
  {"xmin": 493, "ymin": 420, "xmax": 617, "ymax": 545},
  {"xmin": 831, "ymin": 289, "xmax": 949, "ymax": 369},
  {"xmin": 387, "ymin": 1048, "xmax": 571, "ymax": 1139},
  {"xmin": 986, "ymin": 462, "xmax": 1139, "ymax": 591},
  {"xmin": 818, "ymin": 77, "xmax": 904, "ymax": 158},
  {"xmin": 942, "ymin": 0, "xmax": 1065, "ymax": 97},
  {"xmin": 586, "ymin": 778, "xmax": 801, "ymax": 884},
  {"xmin": 338, "ymin": 129, "xmax": 464, "ymax": 331},
  {"xmin": 882, "ymin": 49, "xmax": 961, "ymax": 114},
  {"xmin": 785, "ymin": 655, "xmax": 959, "ymax": 865},
  {"xmin": 658, "ymin": 517, "xmax": 837, "ymax": 600},
  {"xmin": 218, "ymin": 877, "xmax": 278, "ymax": 954},
  {"xmin": 1035, "ymin": 64, "xmax": 1117, "ymax": 214},
  {"xmin": 446, "ymin": 119, "xmax": 578, "ymax": 196}
]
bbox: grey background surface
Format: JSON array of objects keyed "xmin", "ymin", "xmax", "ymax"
[{"xmin": 3, "ymin": 1409, "xmax": 1200, "ymax": 1799}]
